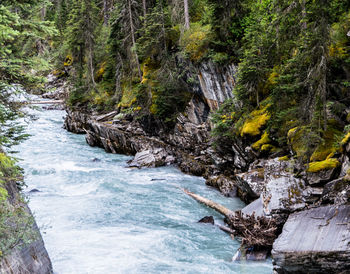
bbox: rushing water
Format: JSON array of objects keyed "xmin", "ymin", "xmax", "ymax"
[{"xmin": 15, "ymin": 106, "xmax": 272, "ymax": 273}]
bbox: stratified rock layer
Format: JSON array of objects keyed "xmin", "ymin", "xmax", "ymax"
[{"xmin": 272, "ymin": 205, "xmax": 350, "ymax": 274}]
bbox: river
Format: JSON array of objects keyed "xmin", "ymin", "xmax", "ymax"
[{"xmin": 15, "ymin": 106, "xmax": 272, "ymax": 273}]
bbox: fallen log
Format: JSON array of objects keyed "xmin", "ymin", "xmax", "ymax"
[
  {"xmin": 182, "ymin": 188, "xmax": 235, "ymax": 219},
  {"xmin": 26, "ymin": 100, "xmax": 64, "ymax": 105},
  {"xmin": 183, "ymin": 188, "xmax": 278, "ymax": 247}
]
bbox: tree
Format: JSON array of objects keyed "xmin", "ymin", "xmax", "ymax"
[{"xmin": 128, "ymin": 0, "xmax": 142, "ymax": 81}]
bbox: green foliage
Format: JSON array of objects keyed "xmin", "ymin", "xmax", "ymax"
[
  {"xmin": 0, "ymin": 197, "xmax": 37, "ymax": 257},
  {"xmin": 0, "ymin": 151, "xmax": 37, "ymax": 257},
  {"xmin": 180, "ymin": 23, "xmax": 213, "ymax": 62}
]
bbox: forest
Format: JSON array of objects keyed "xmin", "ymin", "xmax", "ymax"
[
  {"xmin": 1, "ymin": 0, "xmax": 349, "ymax": 161},
  {"xmin": 0, "ymin": 0, "xmax": 350, "ymax": 272}
]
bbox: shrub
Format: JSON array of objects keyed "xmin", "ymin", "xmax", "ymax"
[{"xmin": 180, "ymin": 23, "xmax": 213, "ymax": 62}]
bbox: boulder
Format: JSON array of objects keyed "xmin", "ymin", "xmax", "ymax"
[
  {"xmin": 237, "ymin": 158, "xmax": 307, "ymax": 216},
  {"xmin": 205, "ymin": 175, "xmax": 237, "ymax": 197},
  {"xmin": 241, "ymin": 197, "xmax": 264, "ymax": 217},
  {"xmin": 198, "ymin": 216, "xmax": 214, "ymax": 225},
  {"xmin": 307, "ymin": 166, "xmax": 341, "ymax": 186},
  {"xmin": 272, "ymin": 205, "xmax": 350, "ymax": 273},
  {"xmin": 321, "ymin": 176, "xmax": 350, "ymax": 205},
  {"xmin": 128, "ymin": 148, "xmax": 168, "ymax": 168}
]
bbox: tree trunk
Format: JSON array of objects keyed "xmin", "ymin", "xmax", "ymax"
[
  {"xmin": 142, "ymin": 0, "xmax": 147, "ymax": 19},
  {"xmin": 184, "ymin": 0, "xmax": 190, "ymax": 29},
  {"xmin": 103, "ymin": 0, "xmax": 110, "ymax": 26},
  {"xmin": 115, "ymin": 53, "xmax": 122, "ymax": 102},
  {"xmin": 301, "ymin": 0, "xmax": 307, "ymax": 30},
  {"xmin": 182, "ymin": 189, "xmax": 235, "ymax": 219},
  {"xmin": 128, "ymin": 0, "xmax": 142, "ymax": 81}
]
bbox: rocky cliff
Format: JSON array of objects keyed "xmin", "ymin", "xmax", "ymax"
[{"xmin": 0, "ymin": 179, "xmax": 52, "ymax": 274}]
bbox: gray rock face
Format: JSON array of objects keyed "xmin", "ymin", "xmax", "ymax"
[
  {"xmin": 0, "ymin": 231, "xmax": 53, "ymax": 274},
  {"xmin": 64, "ymin": 110, "xmax": 90, "ymax": 134},
  {"xmin": 0, "ymin": 181, "xmax": 52, "ymax": 274},
  {"xmin": 197, "ymin": 61, "xmax": 236, "ymax": 111},
  {"xmin": 272, "ymin": 205, "xmax": 350, "ymax": 273}
]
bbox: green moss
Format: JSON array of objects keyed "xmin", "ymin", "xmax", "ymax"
[
  {"xmin": 279, "ymin": 155, "xmax": 290, "ymax": 161},
  {"xmin": 118, "ymin": 81, "xmax": 138, "ymax": 108},
  {"xmin": 346, "ymin": 113, "xmax": 350, "ymax": 123},
  {"xmin": 252, "ymin": 131, "xmax": 270, "ymax": 150},
  {"xmin": 307, "ymin": 158, "xmax": 340, "ymax": 173},
  {"xmin": 261, "ymin": 144, "xmax": 275, "ymax": 153},
  {"xmin": 341, "ymin": 131, "xmax": 350, "ymax": 146},
  {"xmin": 240, "ymin": 106, "xmax": 270, "ymax": 137},
  {"xmin": 0, "ymin": 187, "xmax": 8, "ymax": 201}
]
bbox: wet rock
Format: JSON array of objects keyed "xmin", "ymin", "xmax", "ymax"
[
  {"xmin": 198, "ymin": 216, "xmax": 214, "ymax": 225},
  {"xmin": 63, "ymin": 110, "xmax": 90, "ymax": 134},
  {"xmin": 91, "ymin": 158, "xmax": 101, "ymax": 162},
  {"xmin": 272, "ymin": 205, "xmax": 350, "ymax": 274},
  {"xmin": 178, "ymin": 155, "xmax": 206, "ymax": 176},
  {"xmin": 28, "ymin": 189, "xmax": 40, "ymax": 193},
  {"xmin": 232, "ymin": 247, "xmax": 269, "ymax": 261},
  {"xmin": 205, "ymin": 176, "xmax": 237, "ymax": 197}
]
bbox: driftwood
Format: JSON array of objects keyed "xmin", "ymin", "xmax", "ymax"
[
  {"xmin": 183, "ymin": 189, "xmax": 235, "ymax": 219},
  {"xmin": 217, "ymin": 224, "xmax": 236, "ymax": 235},
  {"xmin": 183, "ymin": 189, "xmax": 278, "ymax": 247}
]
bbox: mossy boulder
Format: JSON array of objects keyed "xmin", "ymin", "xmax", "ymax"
[
  {"xmin": 307, "ymin": 158, "xmax": 340, "ymax": 173},
  {"xmin": 306, "ymin": 158, "xmax": 341, "ymax": 186},
  {"xmin": 240, "ymin": 106, "xmax": 270, "ymax": 137}
]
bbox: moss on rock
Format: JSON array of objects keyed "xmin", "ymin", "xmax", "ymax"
[
  {"xmin": 307, "ymin": 158, "xmax": 340, "ymax": 173},
  {"xmin": 252, "ymin": 131, "xmax": 270, "ymax": 150}
]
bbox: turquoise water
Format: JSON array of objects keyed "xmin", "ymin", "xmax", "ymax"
[{"xmin": 16, "ymin": 107, "xmax": 272, "ymax": 273}]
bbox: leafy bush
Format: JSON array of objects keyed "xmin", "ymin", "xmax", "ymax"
[{"xmin": 180, "ymin": 23, "xmax": 213, "ymax": 62}]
